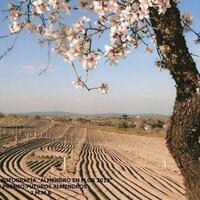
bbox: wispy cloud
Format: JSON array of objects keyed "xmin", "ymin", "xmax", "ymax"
[
  {"xmin": 18, "ymin": 64, "xmax": 54, "ymax": 75},
  {"xmin": 20, "ymin": 65, "xmax": 35, "ymax": 74}
]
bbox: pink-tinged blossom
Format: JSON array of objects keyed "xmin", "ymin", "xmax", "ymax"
[
  {"xmin": 33, "ymin": 0, "xmax": 50, "ymax": 14},
  {"xmin": 93, "ymin": 1, "xmax": 108, "ymax": 16},
  {"xmin": 48, "ymin": 12, "xmax": 59, "ymax": 24},
  {"xmin": 44, "ymin": 28, "xmax": 55, "ymax": 39},
  {"xmin": 109, "ymin": 0, "xmax": 119, "ymax": 13},
  {"xmin": 99, "ymin": 83, "xmax": 108, "ymax": 94},
  {"xmin": 92, "ymin": 1, "xmax": 119, "ymax": 16},
  {"xmin": 105, "ymin": 45, "xmax": 130, "ymax": 64},
  {"xmin": 9, "ymin": 9, "xmax": 22, "ymax": 21},
  {"xmin": 63, "ymin": 51, "xmax": 76, "ymax": 63},
  {"xmin": 9, "ymin": 22, "xmax": 22, "ymax": 33},
  {"xmin": 126, "ymin": 35, "xmax": 138, "ymax": 47},
  {"xmin": 139, "ymin": 0, "xmax": 150, "ymax": 19},
  {"xmin": 120, "ymin": 6, "xmax": 138, "ymax": 24},
  {"xmin": 109, "ymin": 21, "xmax": 129, "ymax": 45},
  {"xmin": 182, "ymin": 12, "xmax": 193, "ymax": 26},
  {"xmin": 153, "ymin": 0, "xmax": 171, "ymax": 14},
  {"xmin": 145, "ymin": 46, "xmax": 153, "ymax": 54},
  {"xmin": 72, "ymin": 80, "xmax": 84, "ymax": 89},
  {"xmin": 25, "ymin": 22, "xmax": 37, "ymax": 33},
  {"xmin": 80, "ymin": 16, "xmax": 90, "ymax": 23},
  {"xmin": 49, "ymin": 0, "xmax": 71, "ymax": 13},
  {"xmin": 25, "ymin": 22, "xmax": 43, "ymax": 34},
  {"xmin": 73, "ymin": 16, "xmax": 90, "ymax": 33},
  {"xmin": 82, "ymin": 53, "xmax": 100, "ymax": 71},
  {"xmin": 6, "ymin": 0, "xmax": 176, "ymax": 94}
]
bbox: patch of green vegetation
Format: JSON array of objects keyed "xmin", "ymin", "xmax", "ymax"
[{"xmin": 151, "ymin": 120, "xmax": 164, "ymax": 128}]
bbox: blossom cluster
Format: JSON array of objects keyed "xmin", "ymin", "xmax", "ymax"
[
  {"xmin": 181, "ymin": 12, "xmax": 193, "ymax": 32},
  {"xmin": 7, "ymin": 0, "xmax": 175, "ymax": 93}
]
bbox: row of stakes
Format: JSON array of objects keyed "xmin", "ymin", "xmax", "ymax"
[
  {"xmin": 1, "ymin": 124, "xmax": 74, "ymax": 142},
  {"xmin": 112, "ymin": 144, "xmax": 168, "ymax": 170},
  {"xmin": 61, "ymin": 151, "xmax": 167, "ymax": 172},
  {"xmin": 49, "ymin": 127, "xmax": 168, "ymax": 171},
  {"xmin": 0, "ymin": 130, "xmax": 57, "ymax": 144},
  {"xmin": 135, "ymin": 147, "xmax": 168, "ymax": 169},
  {"xmin": 2, "ymin": 126, "xmax": 168, "ymax": 170}
]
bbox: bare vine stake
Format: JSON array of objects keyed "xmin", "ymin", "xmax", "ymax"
[
  {"xmin": 164, "ymin": 158, "xmax": 167, "ymax": 169},
  {"xmin": 63, "ymin": 156, "xmax": 67, "ymax": 172},
  {"xmin": 15, "ymin": 135, "xmax": 18, "ymax": 143}
]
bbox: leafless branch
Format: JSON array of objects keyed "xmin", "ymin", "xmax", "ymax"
[
  {"xmin": 0, "ymin": 30, "xmax": 21, "ymax": 61},
  {"xmin": 0, "ymin": 32, "xmax": 15, "ymax": 39},
  {"xmin": 191, "ymin": 53, "xmax": 200, "ymax": 57},
  {"xmin": 183, "ymin": 22, "xmax": 200, "ymax": 37},
  {"xmin": 71, "ymin": 62, "xmax": 101, "ymax": 91},
  {"xmin": 38, "ymin": 40, "xmax": 51, "ymax": 76}
]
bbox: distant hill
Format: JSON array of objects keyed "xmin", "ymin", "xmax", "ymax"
[
  {"xmin": 17, "ymin": 111, "xmax": 169, "ymax": 118},
  {"xmin": 18, "ymin": 111, "xmax": 82, "ymax": 117}
]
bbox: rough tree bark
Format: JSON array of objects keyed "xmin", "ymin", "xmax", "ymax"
[{"xmin": 149, "ymin": 1, "xmax": 200, "ymax": 199}]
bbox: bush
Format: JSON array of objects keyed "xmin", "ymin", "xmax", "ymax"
[
  {"xmin": 35, "ymin": 115, "xmax": 41, "ymax": 120},
  {"xmin": 151, "ymin": 120, "xmax": 164, "ymax": 128},
  {"xmin": 77, "ymin": 118, "xmax": 90, "ymax": 124},
  {"xmin": 122, "ymin": 114, "xmax": 128, "ymax": 119},
  {"xmin": 118, "ymin": 122, "xmax": 129, "ymax": 129}
]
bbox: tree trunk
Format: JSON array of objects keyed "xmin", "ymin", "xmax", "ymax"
[{"xmin": 149, "ymin": 2, "xmax": 200, "ymax": 199}]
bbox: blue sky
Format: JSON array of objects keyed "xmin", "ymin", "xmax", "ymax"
[{"xmin": 0, "ymin": 0, "xmax": 199, "ymax": 115}]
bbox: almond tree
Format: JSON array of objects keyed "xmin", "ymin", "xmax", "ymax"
[{"xmin": 1, "ymin": 0, "xmax": 200, "ymax": 199}]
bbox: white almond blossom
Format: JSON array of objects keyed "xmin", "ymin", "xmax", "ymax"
[
  {"xmin": 6, "ymin": 0, "xmax": 177, "ymax": 93},
  {"xmin": 33, "ymin": 0, "xmax": 50, "ymax": 14},
  {"xmin": 48, "ymin": 12, "xmax": 59, "ymax": 24},
  {"xmin": 99, "ymin": 83, "xmax": 109, "ymax": 94},
  {"xmin": 9, "ymin": 21, "xmax": 21, "ymax": 33},
  {"xmin": 72, "ymin": 79, "xmax": 84, "ymax": 89},
  {"xmin": 105, "ymin": 45, "xmax": 130, "ymax": 64},
  {"xmin": 120, "ymin": 6, "xmax": 138, "ymax": 24},
  {"xmin": 9, "ymin": 9, "xmax": 22, "ymax": 21},
  {"xmin": 63, "ymin": 51, "xmax": 76, "ymax": 63},
  {"xmin": 25, "ymin": 22, "xmax": 40, "ymax": 34},
  {"xmin": 82, "ymin": 53, "xmax": 100, "ymax": 71},
  {"xmin": 49, "ymin": 0, "xmax": 71, "ymax": 13}
]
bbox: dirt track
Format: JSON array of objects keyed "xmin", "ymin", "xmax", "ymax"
[{"xmin": 0, "ymin": 125, "xmax": 186, "ymax": 200}]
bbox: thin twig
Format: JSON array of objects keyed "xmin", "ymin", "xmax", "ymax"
[
  {"xmin": 183, "ymin": 22, "xmax": 200, "ymax": 37},
  {"xmin": 71, "ymin": 61, "xmax": 79, "ymax": 78},
  {"xmin": 38, "ymin": 40, "xmax": 51, "ymax": 76},
  {"xmin": 191, "ymin": 53, "xmax": 200, "ymax": 57},
  {"xmin": 86, "ymin": 70, "xmax": 89, "ymax": 83},
  {"xmin": 0, "ymin": 30, "xmax": 21, "ymax": 61},
  {"xmin": 0, "ymin": 32, "xmax": 15, "ymax": 39},
  {"xmin": 71, "ymin": 62, "xmax": 101, "ymax": 91}
]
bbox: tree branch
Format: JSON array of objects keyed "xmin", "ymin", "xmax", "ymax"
[{"xmin": 0, "ymin": 30, "xmax": 21, "ymax": 61}]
